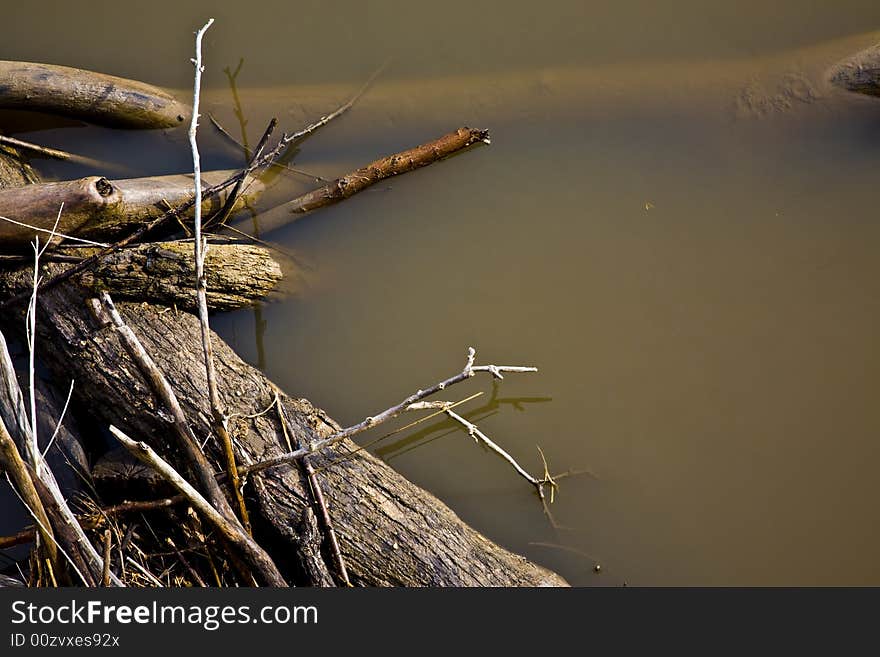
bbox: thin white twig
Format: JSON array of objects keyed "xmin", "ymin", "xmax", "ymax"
[
  {"xmin": 41, "ymin": 379, "xmax": 75, "ymax": 460},
  {"xmin": 0, "ymin": 214, "xmax": 110, "ymax": 248},
  {"xmin": 443, "ymin": 409, "xmax": 541, "ymax": 486},
  {"xmin": 190, "ymin": 18, "xmax": 214, "ymax": 275},
  {"xmin": 5, "ymin": 211, "xmax": 123, "ymax": 585},
  {"xmin": 125, "ymin": 556, "xmax": 165, "ymax": 588},
  {"xmin": 189, "ymin": 17, "xmax": 251, "ymax": 534},
  {"xmin": 240, "ymin": 347, "xmax": 538, "ymax": 477}
]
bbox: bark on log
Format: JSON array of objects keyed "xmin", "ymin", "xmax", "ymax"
[
  {"xmin": 0, "ymin": 61, "xmax": 190, "ymax": 129},
  {"xmin": 27, "ymin": 285, "xmax": 567, "ymax": 587},
  {"xmin": 0, "ymin": 242, "xmax": 292, "ymax": 311},
  {"xmin": 0, "ymin": 171, "xmax": 266, "ymax": 249},
  {"xmin": 828, "ymin": 43, "xmax": 880, "ymax": 97}
]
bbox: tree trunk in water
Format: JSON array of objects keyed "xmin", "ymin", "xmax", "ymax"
[{"xmin": 25, "ymin": 284, "xmax": 568, "ymax": 587}]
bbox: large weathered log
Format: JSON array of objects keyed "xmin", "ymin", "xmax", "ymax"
[
  {"xmin": 28, "ymin": 285, "xmax": 567, "ymax": 587},
  {"xmin": 0, "ymin": 242, "xmax": 291, "ymax": 311},
  {"xmin": 0, "ymin": 171, "xmax": 266, "ymax": 249},
  {"xmin": 828, "ymin": 43, "xmax": 880, "ymax": 97},
  {"xmin": 0, "ymin": 61, "xmax": 190, "ymax": 129}
]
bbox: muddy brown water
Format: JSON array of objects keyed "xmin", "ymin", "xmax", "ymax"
[{"xmin": 3, "ymin": 1, "xmax": 880, "ymax": 585}]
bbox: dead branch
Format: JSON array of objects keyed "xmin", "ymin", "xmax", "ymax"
[
  {"xmin": 209, "ymin": 118, "xmax": 277, "ymax": 229},
  {"xmin": 285, "ymin": 126, "xmax": 490, "ymax": 214},
  {"xmin": 0, "ymin": 60, "xmax": 190, "ymax": 128},
  {"xmin": 108, "ymin": 425, "xmax": 286, "ymax": 587},
  {"xmin": 0, "ymin": 241, "xmax": 291, "ymax": 311},
  {"xmin": 0, "ymin": 323, "xmax": 113, "ymax": 585},
  {"xmin": 29, "ymin": 286, "xmax": 566, "ymax": 586},
  {"xmin": 0, "ymin": 495, "xmax": 186, "ymax": 550},
  {"xmin": 0, "ymin": 81, "xmax": 398, "ymax": 307},
  {"xmin": 442, "ymin": 409, "xmax": 557, "ymax": 500},
  {"xmin": 231, "ymin": 127, "xmax": 491, "ymax": 236},
  {"xmin": 92, "ymin": 291, "xmax": 286, "ymax": 586},
  {"xmin": 101, "ymin": 529, "xmax": 112, "ymax": 586},
  {"xmin": 275, "ymin": 399, "xmax": 349, "ymax": 586},
  {"xmin": 292, "ymin": 507, "xmax": 336, "ymax": 587},
  {"xmin": 209, "ymin": 114, "xmax": 326, "ymax": 184},
  {"xmin": 0, "ymin": 416, "xmax": 59, "ymax": 572},
  {"xmin": 240, "ymin": 347, "xmax": 536, "ymax": 476},
  {"xmin": 0, "ymin": 135, "xmax": 78, "ymax": 162},
  {"xmin": 189, "ymin": 19, "xmax": 251, "ymax": 535}
]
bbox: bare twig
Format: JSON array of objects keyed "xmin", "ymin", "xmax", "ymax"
[
  {"xmin": 93, "ymin": 291, "xmax": 285, "ymax": 585},
  {"xmin": 165, "ymin": 537, "xmax": 206, "ymax": 587},
  {"xmin": 312, "ymin": 391, "xmax": 484, "ymax": 475},
  {"xmin": 208, "ymin": 114, "xmax": 326, "ymax": 183},
  {"xmin": 101, "ymin": 529, "xmax": 112, "ymax": 586},
  {"xmin": 284, "ymin": 126, "xmax": 490, "ymax": 215},
  {"xmin": 443, "ymin": 409, "xmax": 557, "ymax": 501},
  {"xmin": 239, "ymin": 347, "xmax": 536, "ymax": 477},
  {"xmin": 0, "ymin": 134, "xmax": 74, "ymax": 161},
  {"xmin": 208, "ymin": 118, "xmax": 276, "ymax": 229},
  {"xmin": 0, "ymin": 496, "xmax": 186, "ymax": 550},
  {"xmin": 189, "ymin": 18, "xmax": 251, "ymax": 535},
  {"xmin": 125, "ymin": 556, "xmax": 165, "ymax": 587},
  {"xmin": 109, "ymin": 425, "xmax": 286, "ymax": 586},
  {"xmin": 0, "ymin": 134, "xmax": 112, "ymax": 170},
  {"xmin": 0, "ymin": 222, "xmax": 120, "ymax": 585}
]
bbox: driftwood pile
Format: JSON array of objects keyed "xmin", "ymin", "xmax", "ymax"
[
  {"xmin": 0, "ymin": 26, "xmax": 562, "ymax": 588},
  {"xmin": 2, "ymin": 25, "xmax": 875, "ymax": 589}
]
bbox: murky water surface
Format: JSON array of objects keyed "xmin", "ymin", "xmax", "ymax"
[{"xmin": 3, "ymin": 1, "xmax": 880, "ymax": 585}]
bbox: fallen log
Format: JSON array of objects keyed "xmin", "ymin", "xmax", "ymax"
[
  {"xmin": 205, "ymin": 29, "xmax": 880, "ymax": 133},
  {"xmin": 0, "ymin": 170, "xmax": 266, "ymax": 249},
  {"xmin": 828, "ymin": 43, "xmax": 880, "ymax": 97},
  {"xmin": 0, "ymin": 61, "xmax": 190, "ymax": 129},
  {"xmin": 26, "ymin": 284, "xmax": 567, "ymax": 587},
  {"xmin": 0, "ymin": 241, "xmax": 291, "ymax": 311}
]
